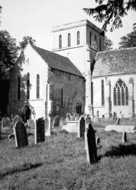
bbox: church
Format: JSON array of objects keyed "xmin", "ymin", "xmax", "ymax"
[
  {"xmin": 92, "ymin": 47, "xmax": 136, "ymax": 118},
  {"xmin": 7, "ymin": 19, "xmax": 136, "ymax": 119},
  {"xmin": 51, "ymin": 19, "xmax": 136, "ymax": 119}
]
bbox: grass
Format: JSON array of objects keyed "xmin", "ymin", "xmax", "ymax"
[{"xmin": 0, "ymin": 123, "xmax": 136, "ymax": 190}]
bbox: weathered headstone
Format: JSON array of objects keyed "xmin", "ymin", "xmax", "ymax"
[
  {"xmin": 14, "ymin": 121, "xmax": 28, "ymax": 148},
  {"xmin": 45, "ymin": 116, "xmax": 51, "ymax": 136},
  {"xmin": 1, "ymin": 117, "xmax": 11, "ymax": 129},
  {"xmin": 122, "ymin": 131, "xmax": 127, "ymax": 144},
  {"xmin": 35, "ymin": 118, "xmax": 45, "ymax": 144},
  {"xmin": 85, "ymin": 122, "xmax": 97, "ymax": 164},
  {"xmin": 52, "ymin": 115, "xmax": 60, "ymax": 128},
  {"xmin": 79, "ymin": 116, "xmax": 85, "ymax": 138}
]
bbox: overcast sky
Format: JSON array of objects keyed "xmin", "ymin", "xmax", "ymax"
[{"xmin": 1, "ymin": 0, "xmax": 136, "ymax": 49}]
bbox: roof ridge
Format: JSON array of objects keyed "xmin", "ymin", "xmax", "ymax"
[
  {"xmin": 97, "ymin": 46, "xmax": 136, "ymax": 56},
  {"xmin": 31, "ymin": 44, "xmax": 83, "ymax": 78},
  {"xmin": 94, "ymin": 47, "xmax": 136, "ymax": 77},
  {"xmin": 33, "ymin": 45, "xmax": 69, "ymax": 60}
]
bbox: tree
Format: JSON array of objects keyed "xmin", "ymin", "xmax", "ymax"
[
  {"xmin": 104, "ymin": 36, "xmax": 113, "ymax": 50},
  {"xmin": 83, "ymin": 0, "xmax": 136, "ymax": 31},
  {"xmin": 19, "ymin": 36, "xmax": 36, "ymax": 49},
  {"xmin": 119, "ymin": 23, "xmax": 136, "ymax": 48},
  {"xmin": 0, "ymin": 31, "xmax": 18, "ymax": 80},
  {"xmin": 19, "ymin": 36, "xmax": 36, "ymax": 64}
]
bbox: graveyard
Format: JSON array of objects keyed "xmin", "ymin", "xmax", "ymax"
[{"xmin": 0, "ymin": 118, "xmax": 136, "ymax": 190}]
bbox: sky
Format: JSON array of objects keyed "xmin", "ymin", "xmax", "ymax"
[{"xmin": 0, "ymin": 0, "xmax": 136, "ymax": 50}]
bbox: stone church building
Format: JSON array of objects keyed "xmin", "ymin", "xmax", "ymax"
[
  {"xmin": 4, "ymin": 19, "xmax": 136, "ymax": 119},
  {"xmin": 8, "ymin": 44, "xmax": 85, "ymax": 119},
  {"xmin": 92, "ymin": 47, "xmax": 136, "ymax": 118}
]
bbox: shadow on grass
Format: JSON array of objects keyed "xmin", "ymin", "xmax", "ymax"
[
  {"xmin": 103, "ymin": 143, "xmax": 136, "ymax": 158},
  {"xmin": 0, "ymin": 162, "xmax": 42, "ymax": 179}
]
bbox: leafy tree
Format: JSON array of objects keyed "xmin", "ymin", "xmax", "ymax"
[
  {"xmin": 104, "ymin": 36, "xmax": 113, "ymax": 50},
  {"xmin": 19, "ymin": 36, "xmax": 36, "ymax": 63},
  {"xmin": 0, "ymin": 31, "xmax": 18, "ymax": 79},
  {"xmin": 83, "ymin": 0, "xmax": 136, "ymax": 31},
  {"xmin": 119, "ymin": 23, "xmax": 136, "ymax": 48},
  {"xmin": 19, "ymin": 36, "xmax": 36, "ymax": 49}
]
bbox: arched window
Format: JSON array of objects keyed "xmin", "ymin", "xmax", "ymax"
[
  {"xmin": 94, "ymin": 35, "xmax": 98, "ymax": 50},
  {"xmin": 59, "ymin": 34, "xmax": 62, "ymax": 49},
  {"xmin": 91, "ymin": 81, "xmax": 93, "ymax": 105},
  {"xmin": 36, "ymin": 74, "xmax": 40, "ymax": 98},
  {"xmin": 90, "ymin": 32, "xmax": 92, "ymax": 46},
  {"xmin": 27, "ymin": 73, "xmax": 30, "ymax": 99},
  {"xmin": 101, "ymin": 80, "xmax": 105, "ymax": 106},
  {"xmin": 99, "ymin": 37, "xmax": 102, "ymax": 51},
  {"xmin": 77, "ymin": 31, "xmax": 80, "ymax": 45},
  {"xmin": 113, "ymin": 79, "xmax": 128, "ymax": 106},
  {"xmin": 68, "ymin": 33, "xmax": 71, "ymax": 47}
]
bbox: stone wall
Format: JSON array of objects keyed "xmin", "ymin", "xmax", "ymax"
[
  {"xmin": 8, "ymin": 44, "xmax": 48, "ymax": 118},
  {"xmin": 8, "ymin": 44, "xmax": 85, "ymax": 119},
  {"xmin": 48, "ymin": 67, "xmax": 85, "ymax": 117}
]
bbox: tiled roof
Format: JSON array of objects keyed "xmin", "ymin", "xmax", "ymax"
[
  {"xmin": 33, "ymin": 45, "xmax": 83, "ymax": 78},
  {"xmin": 93, "ymin": 47, "xmax": 136, "ymax": 77}
]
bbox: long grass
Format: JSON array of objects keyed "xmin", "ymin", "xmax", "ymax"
[{"xmin": 0, "ymin": 125, "xmax": 136, "ymax": 190}]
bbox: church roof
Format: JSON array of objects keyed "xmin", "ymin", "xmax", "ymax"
[
  {"xmin": 33, "ymin": 45, "xmax": 84, "ymax": 78},
  {"xmin": 93, "ymin": 47, "xmax": 136, "ymax": 78}
]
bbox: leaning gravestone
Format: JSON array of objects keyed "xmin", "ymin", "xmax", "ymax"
[
  {"xmin": 85, "ymin": 122, "xmax": 97, "ymax": 164},
  {"xmin": 35, "ymin": 118, "xmax": 45, "ymax": 144},
  {"xmin": 79, "ymin": 116, "xmax": 85, "ymax": 138},
  {"xmin": 14, "ymin": 121, "xmax": 28, "ymax": 148}
]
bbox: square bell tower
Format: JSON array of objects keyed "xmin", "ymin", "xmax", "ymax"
[{"xmin": 52, "ymin": 19, "xmax": 104, "ymax": 114}]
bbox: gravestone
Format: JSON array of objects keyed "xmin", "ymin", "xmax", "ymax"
[
  {"xmin": 122, "ymin": 131, "xmax": 127, "ymax": 144},
  {"xmin": 14, "ymin": 121, "xmax": 28, "ymax": 148},
  {"xmin": 79, "ymin": 116, "xmax": 85, "ymax": 138},
  {"xmin": 52, "ymin": 115, "xmax": 60, "ymax": 128},
  {"xmin": 1, "ymin": 117, "xmax": 11, "ymax": 129},
  {"xmin": 35, "ymin": 118, "xmax": 45, "ymax": 144},
  {"xmin": 85, "ymin": 122, "xmax": 97, "ymax": 164},
  {"xmin": 27, "ymin": 119, "xmax": 36, "ymax": 136}
]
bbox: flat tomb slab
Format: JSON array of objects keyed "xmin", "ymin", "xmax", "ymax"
[
  {"xmin": 62, "ymin": 121, "xmax": 78, "ymax": 133},
  {"xmin": 105, "ymin": 125, "xmax": 136, "ymax": 133}
]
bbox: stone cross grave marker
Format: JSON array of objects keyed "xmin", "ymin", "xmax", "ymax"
[
  {"xmin": 14, "ymin": 121, "xmax": 28, "ymax": 148},
  {"xmin": 35, "ymin": 118, "xmax": 45, "ymax": 144},
  {"xmin": 78, "ymin": 116, "xmax": 85, "ymax": 138}
]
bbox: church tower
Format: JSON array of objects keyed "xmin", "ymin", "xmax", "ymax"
[{"xmin": 52, "ymin": 20, "xmax": 104, "ymax": 114}]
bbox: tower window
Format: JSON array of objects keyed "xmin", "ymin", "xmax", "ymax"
[
  {"xmin": 68, "ymin": 33, "xmax": 71, "ymax": 47},
  {"xmin": 77, "ymin": 31, "xmax": 80, "ymax": 45},
  {"xmin": 36, "ymin": 74, "xmax": 40, "ymax": 99},
  {"xmin": 59, "ymin": 34, "xmax": 62, "ymax": 49},
  {"xmin": 113, "ymin": 79, "xmax": 128, "ymax": 106}
]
